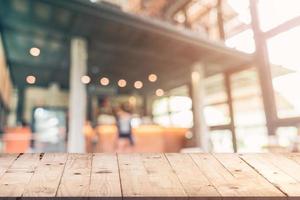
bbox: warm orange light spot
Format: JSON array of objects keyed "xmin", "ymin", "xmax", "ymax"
[
  {"xmin": 81, "ymin": 75, "xmax": 91, "ymax": 84},
  {"xmin": 118, "ymin": 79, "xmax": 127, "ymax": 87},
  {"xmin": 155, "ymin": 89, "xmax": 164, "ymax": 97},
  {"xmin": 29, "ymin": 47, "xmax": 40, "ymax": 57},
  {"xmin": 100, "ymin": 77, "xmax": 109, "ymax": 86},
  {"xmin": 148, "ymin": 74, "xmax": 158, "ymax": 82},
  {"xmin": 134, "ymin": 81, "xmax": 143, "ymax": 89},
  {"xmin": 26, "ymin": 75, "xmax": 36, "ymax": 84}
]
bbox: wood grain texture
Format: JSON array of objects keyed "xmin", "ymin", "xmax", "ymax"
[
  {"xmin": 0, "ymin": 153, "xmax": 297, "ymax": 199},
  {"xmin": 89, "ymin": 153, "xmax": 122, "ymax": 200},
  {"xmin": 56, "ymin": 154, "xmax": 92, "ymax": 197},
  {"xmin": 0, "ymin": 153, "xmax": 40, "ymax": 197},
  {"xmin": 118, "ymin": 153, "xmax": 187, "ymax": 200},
  {"xmin": 23, "ymin": 153, "xmax": 68, "ymax": 197},
  {"xmin": 165, "ymin": 153, "xmax": 220, "ymax": 200},
  {"xmin": 286, "ymin": 153, "xmax": 300, "ymax": 165},
  {"xmin": 0, "ymin": 154, "xmax": 18, "ymax": 178},
  {"xmin": 240, "ymin": 153, "xmax": 300, "ymax": 197},
  {"xmin": 190, "ymin": 153, "xmax": 285, "ymax": 200}
]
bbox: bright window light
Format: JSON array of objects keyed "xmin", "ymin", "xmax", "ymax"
[
  {"xmin": 267, "ymin": 26, "xmax": 300, "ymax": 71},
  {"xmin": 258, "ymin": 0, "xmax": 300, "ymax": 32},
  {"xmin": 227, "ymin": 0, "xmax": 251, "ymax": 24},
  {"xmin": 225, "ymin": 29, "xmax": 255, "ymax": 54}
]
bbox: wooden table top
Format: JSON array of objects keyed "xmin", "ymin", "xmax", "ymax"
[{"xmin": 0, "ymin": 153, "xmax": 300, "ymax": 199}]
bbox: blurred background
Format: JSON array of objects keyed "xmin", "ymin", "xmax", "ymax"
[{"xmin": 0, "ymin": 0, "xmax": 300, "ymax": 153}]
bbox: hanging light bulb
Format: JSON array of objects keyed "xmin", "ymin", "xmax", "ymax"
[
  {"xmin": 29, "ymin": 47, "xmax": 40, "ymax": 57},
  {"xmin": 26, "ymin": 75, "xmax": 36, "ymax": 84},
  {"xmin": 148, "ymin": 74, "xmax": 158, "ymax": 82},
  {"xmin": 81, "ymin": 75, "xmax": 91, "ymax": 84},
  {"xmin": 118, "ymin": 79, "xmax": 127, "ymax": 87},
  {"xmin": 134, "ymin": 81, "xmax": 143, "ymax": 89},
  {"xmin": 100, "ymin": 77, "xmax": 109, "ymax": 86},
  {"xmin": 155, "ymin": 89, "xmax": 164, "ymax": 97}
]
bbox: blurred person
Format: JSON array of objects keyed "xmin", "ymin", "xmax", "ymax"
[
  {"xmin": 114, "ymin": 103, "xmax": 134, "ymax": 152},
  {"xmin": 96, "ymin": 97, "xmax": 116, "ymax": 125},
  {"xmin": 92, "ymin": 97, "xmax": 116, "ymax": 152}
]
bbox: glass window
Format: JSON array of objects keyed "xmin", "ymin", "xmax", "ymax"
[
  {"xmin": 169, "ymin": 96, "xmax": 192, "ymax": 112},
  {"xmin": 223, "ymin": 0, "xmax": 254, "ymax": 53},
  {"xmin": 152, "ymin": 97, "xmax": 168, "ymax": 116},
  {"xmin": 204, "ymin": 74, "xmax": 230, "ymax": 126},
  {"xmin": 231, "ymin": 69, "xmax": 262, "ymax": 99},
  {"xmin": 204, "ymin": 74, "xmax": 227, "ymax": 105},
  {"xmin": 210, "ymin": 130, "xmax": 234, "ymax": 153},
  {"xmin": 225, "ymin": 29, "xmax": 255, "ymax": 54},
  {"xmin": 152, "ymin": 86, "xmax": 193, "ymax": 128},
  {"xmin": 267, "ymin": 26, "xmax": 300, "ymax": 118},
  {"xmin": 231, "ymin": 68, "xmax": 268, "ymax": 152},
  {"xmin": 276, "ymin": 126, "xmax": 298, "ymax": 148},
  {"xmin": 226, "ymin": 0, "xmax": 251, "ymax": 25},
  {"xmin": 258, "ymin": 0, "xmax": 300, "ymax": 32},
  {"xmin": 153, "ymin": 115, "xmax": 171, "ymax": 127},
  {"xmin": 236, "ymin": 126, "xmax": 268, "ymax": 152},
  {"xmin": 170, "ymin": 110, "xmax": 193, "ymax": 128},
  {"xmin": 204, "ymin": 104, "xmax": 230, "ymax": 126}
]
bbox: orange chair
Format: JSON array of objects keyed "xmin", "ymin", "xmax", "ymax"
[{"xmin": 3, "ymin": 127, "xmax": 32, "ymax": 153}]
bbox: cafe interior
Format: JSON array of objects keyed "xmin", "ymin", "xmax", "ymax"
[{"xmin": 0, "ymin": 0, "xmax": 300, "ymax": 153}]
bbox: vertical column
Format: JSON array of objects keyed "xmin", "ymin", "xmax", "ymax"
[
  {"xmin": 68, "ymin": 37, "xmax": 87, "ymax": 153},
  {"xmin": 190, "ymin": 62, "xmax": 210, "ymax": 152},
  {"xmin": 249, "ymin": 0, "xmax": 277, "ymax": 135},
  {"xmin": 224, "ymin": 72, "xmax": 237, "ymax": 152},
  {"xmin": 217, "ymin": 0, "xmax": 225, "ymax": 40}
]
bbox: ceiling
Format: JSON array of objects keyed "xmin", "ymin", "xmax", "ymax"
[{"xmin": 0, "ymin": 0, "xmax": 253, "ymax": 95}]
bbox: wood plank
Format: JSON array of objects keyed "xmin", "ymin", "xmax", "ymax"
[
  {"xmin": 0, "ymin": 154, "xmax": 19, "ymax": 177},
  {"xmin": 89, "ymin": 153, "xmax": 122, "ymax": 200},
  {"xmin": 56, "ymin": 153, "xmax": 92, "ymax": 197},
  {"xmin": 22, "ymin": 153, "xmax": 68, "ymax": 197},
  {"xmin": 190, "ymin": 153, "xmax": 285, "ymax": 199},
  {"xmin": 0, "ymin": 153, "xmax": 297, "ymax": 199},
  {"xmin": 165, "ymin": 153, "xmax": 220, "ymax": 200},
  {"xmin": 267, "ymin": 153, "xmax": 300, "ymax": 183},
  {"xmin": 0, "ymin": 153, "xmax": 41, "ymax": 197},
  {"xmin": 286, "ymin": 153, "xmax": 300, "ymax": 165},
  {"xmin": 215, "ymin": 154, "xmax": 286, "ymax": 197},
  {"xmin": 240, "ymin": 153, "xmax": 300, "ymax": 197},
  {"xmin": 190, "ymin": 153, "xmax": 244, "ymax": 197},
  {"xmin": 118, "ymin": 153, "xmax": 187, "ymax": 200}
]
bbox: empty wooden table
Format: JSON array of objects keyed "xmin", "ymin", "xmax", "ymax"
[{"xmin": 0, "ymin": 153, "xmax": 300, "ymax": 199}]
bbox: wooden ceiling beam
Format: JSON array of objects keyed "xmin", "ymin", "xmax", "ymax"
[
  {"xmin": 141, "ymin": 0, "xmax": 169, "ymax": 18},
  {"xmin": 264, "ymin": 16, "xmax": 300, "ymax": 39},
  {"xmin": 163, "ymin": 0, "xmax": 191, "ymax": 21},
  {"xmin": 187, "ymin": 4, "xmax": 214, "ymax": 25}
]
